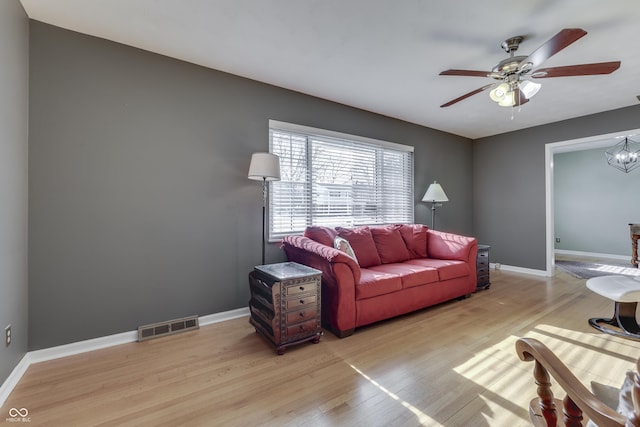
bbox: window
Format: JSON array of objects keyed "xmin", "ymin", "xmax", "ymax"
[{"xmin": 269, "ymin": 120, "xmax": 414, "ymax": 240}]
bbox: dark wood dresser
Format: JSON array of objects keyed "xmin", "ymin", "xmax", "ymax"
[
  {"xmin": 248, "ymin": 262, "xmax": 322, "ymax": 354},
  {"xmin": 476, "ymin": 245, "xmax": 491, "ymax": 290}
]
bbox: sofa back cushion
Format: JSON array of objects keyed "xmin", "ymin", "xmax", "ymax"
[
  {"xmin": 398, "ymin": 224, "xmax": 428, "ymax": 258},
  {"xmin": 304, "ymin": 226, "xmax": 337, "ymax": 247},
  {"xmin": 370, "ymin": 225, "xmax": 411, "ymax": 264},
  {"xmin": 336, "ymin": 226, "xmax": 382, "ymax": 268}
]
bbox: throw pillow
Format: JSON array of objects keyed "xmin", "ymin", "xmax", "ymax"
[
  {"xmin": 617, "ymin": 371, "xmax": 635, "ymax": 419},
  {"xmin": 334, "ymin": 236, "xmax": 358, "ymax": 264},
  {"xmin": 398, "ymin": 224, "xmax": 428, "ymax": 258},
  {"xmin": 587, "ymin": 370, "xmax": 636, "ymax": 427},
  {"xmin": 589, "ymin": 381, "xmax": 619, "ymax": 412},
  {"xmin": 370, "ymin": 225, "xmax": 411, "ymax": 264},
  {"xmin": 304, "ymin": 226, "xmax": 337, "ymax": 247},
  {"xmin": 335, "ymin": 226, "xmax": 382, "ymax": 268}
]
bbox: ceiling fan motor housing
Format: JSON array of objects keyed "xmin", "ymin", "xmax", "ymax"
[{"xmin": 492, "ymin": 55, "xmax": 528, "ymax": 76}]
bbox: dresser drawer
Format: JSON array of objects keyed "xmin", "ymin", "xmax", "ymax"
[
  {"xmin": 286, "ymin": 319, "xmax": 319, "ymax": 338},
  {"xmin": 286, "ymin": 294, "xmax": 317, "ymax": 310},
  {"xmin": 285, "ymin": 282, "xmax": 316, "ymax": 296},
  {"xmin": 285, "ymin": 307, "xmax": 317, "ymax": 324}
]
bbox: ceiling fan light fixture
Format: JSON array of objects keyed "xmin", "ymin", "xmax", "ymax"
[
  {"xmin": 489, "ymin": 83, "xmax": 510, "ymax": 102},
  {"xmin": 490, "ymin": 83, "xmax": 516, "ymax": 107},
  {"xmin": 498, "ymin": 91, "xmax": 516, "ymax": 107},
  {"xmin": 519, "ymin": 80, "xmax": 542, "ymax": 99}
]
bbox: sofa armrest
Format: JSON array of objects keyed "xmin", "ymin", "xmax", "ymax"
[
  {"xmin": 281, "ymin": 235, "xmax": 361, "ymax": 283},
  {"xmin": 281, "ymin": 235, "xmax": 360, "ymax": 334},
  {"xmin": 427, "ymin": 229, "xmax": 478, "ymax": 263}
]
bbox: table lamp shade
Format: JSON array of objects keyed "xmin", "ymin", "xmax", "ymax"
[{"xmin": 248, "ymin": 152, "xmax": 281, "ymax": 181}]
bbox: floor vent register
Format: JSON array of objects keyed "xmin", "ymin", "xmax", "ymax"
[{"xmin": 137, "ymin": 315, "xmax": 199, "ymax": 341}]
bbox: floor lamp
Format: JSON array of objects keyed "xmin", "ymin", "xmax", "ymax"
[
  {"xmin": 248, "ymin": 152, "xmax": 281, "ymax": 265},
  {"xmin": 422, "ymin": 181, "xmax": 448, "ymax": 230}
]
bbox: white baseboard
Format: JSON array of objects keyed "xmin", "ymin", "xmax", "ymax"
[
  {"xmin": 491, "ymin": 262, "xmax": 548, "ymax": 277},
  {"xmin": 554, "ymin": 249, "xmax": 630, "ymax": 261},
  {"xmin": 28, "ymin": 331, "xmax": 138, "ymax": 365},
  {"xmin": 0, "ymin": 307, "xmax": 250, "ymax": 408},
  {"xmin": 0, "ymin": 354, "xmax": 30, "ymax": 409},
  {"xmin": 199, "ymin": 307, "xmax": 249, "ymax": 326}
]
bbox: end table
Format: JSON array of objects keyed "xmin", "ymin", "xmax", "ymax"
[
  {"xmin": 477, "ymin": 245, "xmax": 491, "ymax": 290},
  {"xmin": 248, "ymin": 262, "xmax": 322, "ymax": 355}
]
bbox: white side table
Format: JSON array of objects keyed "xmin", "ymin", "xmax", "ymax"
[{"xmin": 586, "ymin": 275, "xmax": 640, "ymax": 340}]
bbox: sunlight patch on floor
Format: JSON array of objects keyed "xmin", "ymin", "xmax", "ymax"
[
  {"xmin": 590, "ymin": 264, "xmax": 640, "ymax": 277},
  {"xmin": 348, "ymin": 363, "xmax": 444, "ymax": 427}
]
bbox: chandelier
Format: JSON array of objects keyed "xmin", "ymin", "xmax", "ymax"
[{"xmin": 605, "ymin": 137, "xmax": 640, "ymax": 173}]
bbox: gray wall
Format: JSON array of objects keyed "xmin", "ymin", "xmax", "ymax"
[
  {"xmin": 28, "ymin": 22, "xmax": 473, "ymax": 350},
  {"xmin": 554, "ymin": 147, "xmax": 640, "ymax": 256},
  {"xmin": 474, "ymin": 105, "xmax": 640, "ymax": 270},
  {"xmin": 0, "ymin": 1, "xmax": 29, "ymax": 386}
]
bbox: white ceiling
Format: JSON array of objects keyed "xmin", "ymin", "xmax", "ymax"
[{"xmin": 19, "ymin": 0, "xmax": 640, "ymax": 139}]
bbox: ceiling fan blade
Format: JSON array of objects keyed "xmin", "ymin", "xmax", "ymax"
[
  {"xmin": 439, "ymin": 69, "xmax": 491, "ymax": 77},
  {"xmin": 521, "ymin": 28, "xmax": 587, "ymax": 70},
  {"xmin": 531, "ymin": 61, "xmax": 621, "ymax": 78},
  {"xmin": 440, "ymin": 84, "xmax": 495, "ymax": 108}
]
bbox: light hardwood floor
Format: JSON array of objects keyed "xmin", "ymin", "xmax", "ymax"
[{"xmin": 3, "ymin": 265, "xmax": 640, "ymax": 426}]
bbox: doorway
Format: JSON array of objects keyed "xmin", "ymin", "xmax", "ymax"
[{"xmin": 545, "ymin": 127, "xmax": 640, "ymax": 276}]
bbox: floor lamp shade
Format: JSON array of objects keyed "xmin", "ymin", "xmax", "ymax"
[
  {"xmin": 248, "ymin": 152, "xmax": 280, "ymax": 266},
  {"xmin": 421, "ymin": 181, "xmax": 448, "ymax": 230},
  {"xmin": 248, "ymin": 152, "xmax": 281, "ymax": 181},
  {"xmin": 421, "ymin": 181, "xmax": 448, "ymax": 203}
]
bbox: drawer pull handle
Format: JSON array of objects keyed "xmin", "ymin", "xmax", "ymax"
[
  {"xmin": 299, "ymin": 325, "xmax": 305, "ymax": 331},
  {"xmin": 299, "ymin": 286, "xmax": 305, "ymax": 291},
  {"xmin": 299, "ymin": 312, "xmax": 304, "ymax": 317},
  {"xmin": 299, "ymin": 299, "xmax": 305, "ymax": 304}
]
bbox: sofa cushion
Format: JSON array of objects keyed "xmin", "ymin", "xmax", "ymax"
[
  {"xmin": 398, "ymin": 224, "xmax": 428, "ymax": 258},
  {"xmin": 370, "ymin": 225, "xmax": 411, "ymax": 264},
  {"xmin": 369, "ymin": 262, "xmax": 439, "ymax": 289},
  {"xmin": 304, "ymin": 226, "xmax": 337, "ymax": 247},
  {"xmin": 336, "ymin": 226, "xmax": 382, "ymax": 268},
  {"xmin": 356, "ymin": 267, "xmax": 403, "ymax": 299},
  {"xmin": 406, "ymin": 258, "xmax": 470, "ymax": 281}
]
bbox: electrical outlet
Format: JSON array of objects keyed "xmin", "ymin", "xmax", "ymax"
[
  {"xmin": 555, "ymin": 237, "xmax": 561, "ymax": 243},
  {"xmin": 5, "ymin": 325, "xmax": 11, "ymax": 347}
]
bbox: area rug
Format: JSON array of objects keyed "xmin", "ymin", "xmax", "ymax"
[{"xmin": 556, "ymin": 260, "xmax": 640, "ymax": 280}]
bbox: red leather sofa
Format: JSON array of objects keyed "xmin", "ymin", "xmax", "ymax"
[{"xmin": 281, "ymin": 224, "xmax": 478, "ymax": 337}]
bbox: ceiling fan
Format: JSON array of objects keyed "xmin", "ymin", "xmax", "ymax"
[{"xmin": 439, "ymin": 28, "xmax": 621, "ymax": 108}]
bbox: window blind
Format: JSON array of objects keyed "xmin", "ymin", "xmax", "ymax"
[{"xmin": 269, "ymin": 122, "xmax": 414, "ymax": 240}]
